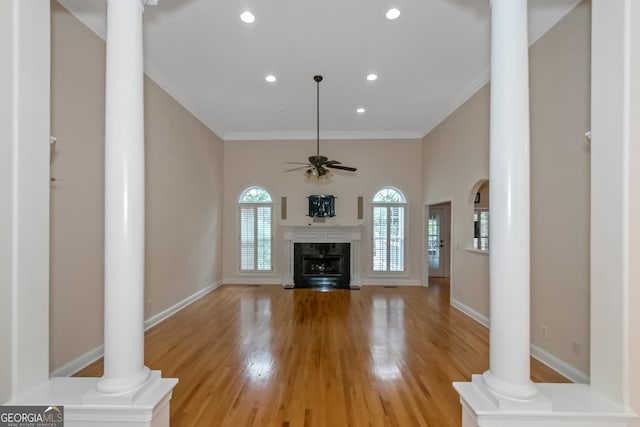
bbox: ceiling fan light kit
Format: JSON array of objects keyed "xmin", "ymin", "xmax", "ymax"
[
  {"xmin": 285, "ymin": 75, "xmax": 357, "ymax": 181},
  {"xmin": 305, "ymin": 163, "xmax": 333, "ymax": 181}
]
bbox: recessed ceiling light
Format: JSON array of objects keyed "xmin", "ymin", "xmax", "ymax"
[
  {"xmin": 386, "ymin": 8, "xmax": 400, "ymax": 20},
  {"xmin": 356, "ymin": 108, "xmax": 366, "ymax": 114},
  {"xmin": 265, "ymin": 75, "xmax": 276, "ymax": 83},
  {"xmin": 366, "ymin": 73, "xmax": 378, "ymax": 81},
  {"xmin": 240, "ymin": 11, "xmax": 255, "ymax": 24}
]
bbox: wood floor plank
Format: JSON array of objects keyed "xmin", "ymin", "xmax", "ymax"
[{"xmin": 76, "ymin": 278, "xmax": 567, "ymax": 426}]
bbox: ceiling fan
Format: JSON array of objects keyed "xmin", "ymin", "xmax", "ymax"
[{"xmin": 285, "ymin": 75, "xmax": 357, "ymax": 179}]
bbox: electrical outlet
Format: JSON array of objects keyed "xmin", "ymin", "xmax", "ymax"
[
  {"xmin": 540, "ymin": 325, "xmax": 549, "ymax": 339},
  {"xmin": 572, "ymin": 340, "xmax": 582, "ymax": 356}
]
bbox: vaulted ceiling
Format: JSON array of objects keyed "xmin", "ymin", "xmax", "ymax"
[{"xmin": 57, "ymin": 0, "xmax": 580, "ymax": 141}]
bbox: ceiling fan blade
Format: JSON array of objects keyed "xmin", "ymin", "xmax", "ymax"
[
  {"xmin": 286, "ymin": 161, "xmax": 312, "ymax": 165},
  {"xmin": 285, "ymin": 166, "xmax": 311, "ymax": 172},
  {"xmin": 327, "ymin": 164, "xmax": 357, "ymax": 172},
  {"xmin": 325, "ymin": 160, "xmax": 342, "ymax": 165}
]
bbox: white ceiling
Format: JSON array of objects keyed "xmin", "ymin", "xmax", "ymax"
[{"xmin": 57, "ymin": 0, "xmax": 581, "ymax": 141}]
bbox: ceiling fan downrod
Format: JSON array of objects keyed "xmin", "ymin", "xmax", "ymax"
[
  {"xmin": 314, "ymin": 75, "xmax": 322, "ymax": 157},
  {"xmin": 283, "ymin": 74, "xmax": 357, "ymax": 177}
]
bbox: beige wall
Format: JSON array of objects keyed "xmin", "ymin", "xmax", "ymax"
[
  {"xmin": 422, "ymin": 85, "xmax": 491, "ymax": 318},
  {"xmin": 144, "ymin": 78, "xmax": 224, "ymax": 319},
  {"xmin": 422, "ymin": 1, "xmax": 591, "ymax": 375},
  {"xmin": 50, "ymin": 1, "xmax": 224, "ymax": 372},
  {"xmin": 529, "ymin": 1, "xmax": 591, "ymax": 374},
  {"xmin": 222, "ymin": 139, "xmax": 424, "ymax": 285}
]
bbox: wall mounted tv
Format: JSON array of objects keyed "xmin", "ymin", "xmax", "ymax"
[{"xmin": 308, "ymin": 195, "xmax": 336, "ymax": 217}]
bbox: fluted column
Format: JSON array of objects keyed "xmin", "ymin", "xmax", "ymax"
[
  {"xmin": 97, "ymin": 0, "xmax": 154, "ymax": 394},
  {"xmin": 481, "ymin": 0, "xmax": 537, "ymax": 400}
]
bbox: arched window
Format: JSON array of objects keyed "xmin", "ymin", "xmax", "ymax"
[
  {"xmin": 372, "ymin": 187, "xmax": 407, "ymax": 272},
  {"xmin": 239, "ymin": 186, "xmax": 273, "ymax": 271}
]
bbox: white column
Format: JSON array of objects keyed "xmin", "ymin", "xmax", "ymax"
[
  {"xmin": 98, "ymin": 0, "xmax": 152, "ymax": 394},
  {"xmin": 482, "ymin": 0, "xmax": 537, "ymax": 400}
]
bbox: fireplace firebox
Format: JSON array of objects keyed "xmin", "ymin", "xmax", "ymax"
[
  {"xmin": 294, "ymin": 242, "xmax": 350, "ymax": 289},
  {"xmin": 282, "ymin": 226, "xmax": 362, "ymax": 289}
]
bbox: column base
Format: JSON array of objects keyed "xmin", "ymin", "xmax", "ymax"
[
  {"xmin": 481, "ymin": 370, "xmax": 542, "ymax": 403},
  {"xmin": 454, "ymin": 374, "xmax": 636, "ymax": 427},
  {"xmin": 10, "ymin": 371, "xmax": 178, "ymax": 427},
  {"xmin": 96, "ymin": 366, "xmax": 151, "ymax": 396}
]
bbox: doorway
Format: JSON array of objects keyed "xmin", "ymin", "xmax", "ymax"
[{"xmin": 426, "ymin": 203, "xmax": 451, "ymax": 279}]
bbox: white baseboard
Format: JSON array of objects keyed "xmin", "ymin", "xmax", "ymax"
[
  {"xmin": 50, "ymin": 281, "xmax": 221, "ymax": 378},
  {"xmin": 450, "ymin": 297, "xmax": 490, "ymax": 328},
  {"xmin": 50, "ymin": 345, "xmax": 105, "ymax": 378},
  {"xmin": 223, "ymin": 275, "xmax": 423, "ymax": 287},
  {"xmin": 144, "ymin": 281, "xmax": 221, "ymax": 330},
  {"xmin": 450, "ymin": 297, "xmax": 589, "ymax": 384},
  {"xmin": 530, "ymin": 343, "xmax": 590, "ymax": 384},
  {"xmin": 362, "ymin": 278, "xmax": 423, "ymax": 286},
  {"xmin": 222, "ymin": 276, "xmax": 282, "ymax": 285},
  {"xmin": 223, "ymin": 277, "xmax": 423, "ymax": 287}
]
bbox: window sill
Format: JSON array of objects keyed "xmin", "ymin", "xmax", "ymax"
[{"xmin": 465, "ymin": 247, "xmax": 490, "ymax": 255}]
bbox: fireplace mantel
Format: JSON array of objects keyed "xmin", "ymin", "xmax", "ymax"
[{"xmin": 282, "ymin": 226, "xmax": 362, "ymax": 289}]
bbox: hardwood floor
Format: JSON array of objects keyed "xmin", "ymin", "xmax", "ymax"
[{"xmin": 76, "ymin": 279, "xmax": 567, "ymax": 426}]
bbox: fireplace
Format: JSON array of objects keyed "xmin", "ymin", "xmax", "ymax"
[
  {"xmin": 282, "ymin": 226, "xmax": 362, "ymax": 289},
  {"xmin": 294, "ymin": 243, "xmax": 350, "ymax": 289}
]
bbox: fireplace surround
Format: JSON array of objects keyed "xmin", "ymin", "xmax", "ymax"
[
  {"xmin": 294, "ymin": 242, "xmax": 350, "ymax": 288},
  {"xmin": 282, "ymin": 226, "xmax": 362, "ymax": 289}
]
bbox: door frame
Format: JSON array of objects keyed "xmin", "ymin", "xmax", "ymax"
[{"xmin": 423, "ymin": 200, "xmax": 452, "ymax": 286}]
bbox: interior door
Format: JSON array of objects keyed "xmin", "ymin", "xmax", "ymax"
[{"xmin": 427, "ymin": 204, "xmax": 450, "ymax": 278}]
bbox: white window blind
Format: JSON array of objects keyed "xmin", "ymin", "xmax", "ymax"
[
  {"xmin": 473, "ymin": 209, "xmax": 489, "ymax": 251},
  {"xmin": 240, "ymin": 205, "xmax": 272, "ymax": 271},
  {"xmin": 256, "ymin": 206, "xmax": 271, "ymax": 270},
  {"xmin": 389, "ymin": 206, "xmax": 405, "ymax": 272},
  {"xmin": 239, "ymin": 186, "xmax": 273, "ymax": 272},
  {"xmin": 373, "ymin": 206, "xmax": 388, "ymax": 271},
  {"xmin": 240, "ymin": 207, "xmax": 256, "ymax": 270},
  {"xmin": 371, "ymin": 187, "xmax": 407, "ymax": 272}
]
